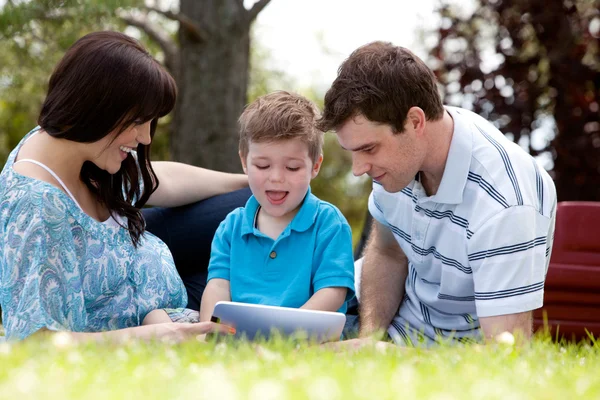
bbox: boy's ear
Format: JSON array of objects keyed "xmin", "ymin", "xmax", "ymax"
[
  {"xmin": 311, "ymin": 154, "xmax": 324, "ymax": 179},
  {"xmin": 239, "ymin": 151, "xmax": 248, "ymax": 174}
]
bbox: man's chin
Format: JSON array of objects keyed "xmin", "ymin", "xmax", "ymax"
[{"xmin": 380, "ymin": 181, "xmax": 410, "ymax": 193}]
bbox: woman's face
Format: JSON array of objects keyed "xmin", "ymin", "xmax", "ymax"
[{"xmin": 90, "ymin": 121, "xmax": 152, "ymax": 174}]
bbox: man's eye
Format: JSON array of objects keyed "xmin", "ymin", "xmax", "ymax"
[{"xmin": 364, "ymin": 147, "xmax": 375, "ymax": 154}]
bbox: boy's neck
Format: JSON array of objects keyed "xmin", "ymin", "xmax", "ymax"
[{"xmin": 256, "ymin": 206, "xmax": 300, "ymax": 240}]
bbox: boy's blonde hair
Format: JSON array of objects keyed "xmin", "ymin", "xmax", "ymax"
[{"xmin": 238, "ymin": 91, "xmax": 324, "ymax": 163}]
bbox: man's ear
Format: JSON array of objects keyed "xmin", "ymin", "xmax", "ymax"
[
  {"xmin": 239, "ymin": 151, "xmax": 248, "ymax": 174},
  {"xmin": 405, "ymin": 106, "xmax": 426, "ymax": 135},
  {"xmin": 311, "ymin": 154, "xmax": 324, "ymax": 179}
]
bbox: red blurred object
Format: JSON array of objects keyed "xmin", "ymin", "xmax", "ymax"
[{"xmin": 534, "ymin": 202, "xmax": 600, "ymax": 341}]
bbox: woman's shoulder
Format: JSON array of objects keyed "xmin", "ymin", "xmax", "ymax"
[{"xmin": 1, "ymin": 178, "xmax": 75, "ymax": 226}]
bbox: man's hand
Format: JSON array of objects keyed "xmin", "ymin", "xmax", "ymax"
[{"xmin": 480, "ymin": 311, "xmax": 533, "ymax": 343}]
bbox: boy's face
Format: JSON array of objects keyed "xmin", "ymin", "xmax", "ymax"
[{"xmin": 240, "ymin": 137, "xmax": 322, "ymax": 219}]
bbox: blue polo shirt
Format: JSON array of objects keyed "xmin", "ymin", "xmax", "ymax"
[{"xmin": 207, "ymin": 189, "xmax": 355, "ymax": 313}]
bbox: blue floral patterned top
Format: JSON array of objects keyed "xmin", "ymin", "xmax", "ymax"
[{"xmin": 0, "ymin": 128, "xmax": 187, "ymax": 341}]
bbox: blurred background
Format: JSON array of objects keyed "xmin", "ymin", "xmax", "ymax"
[{"xmin": 0, "ymin": 0, "xmax": 598, "ymax": 244}]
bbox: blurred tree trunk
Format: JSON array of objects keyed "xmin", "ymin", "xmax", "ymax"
[{"xmin": 172, "ymin": 0, "xmax": 270, "ymax": 172}]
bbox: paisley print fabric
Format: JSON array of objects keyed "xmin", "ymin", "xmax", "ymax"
[{"xmin": 0, "ymin": 128, "xmax": 187, "ymax": 341}]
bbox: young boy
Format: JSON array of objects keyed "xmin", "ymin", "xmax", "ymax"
[
  {"xmin": 199, "ymin": 91, "xmax": 355, "ymax": 322},
  {"xmin": 142, "ymin": 91, "xmax": 355, "ymax": 326}
]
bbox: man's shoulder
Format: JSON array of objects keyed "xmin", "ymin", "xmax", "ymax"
[{"xmin": 452, "ymin": 108, "xmax": 556, "ymax": 214}]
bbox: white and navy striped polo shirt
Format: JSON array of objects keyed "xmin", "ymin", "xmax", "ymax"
[{"xmin": 367, "ymin": 106, "xmax": 557, "ymax": 345}]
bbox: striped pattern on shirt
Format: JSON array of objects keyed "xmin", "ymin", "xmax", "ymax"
[{"xmin": 367, "ymin": 106, "xmax": 557, "ymax": 346}]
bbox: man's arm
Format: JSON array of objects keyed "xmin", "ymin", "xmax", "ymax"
[
  {"xmin": 359, "ymin": 219, "xmax": 408, "ymax": 338},
  {"xmin": 479, "ymin": 311, "xmax": 533, "ymax": 342}
]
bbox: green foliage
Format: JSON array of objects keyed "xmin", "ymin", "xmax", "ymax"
[
  {"xmin": 0, "ymin": 2, "xmax": 369, "ymax": 239},
  {"xmin": 0, "ymin": 0, "xmax": 170, "ymax": 167},
  {"xmin": 0, "ymin": 334, "xmax": 599, "ymax": 399}
]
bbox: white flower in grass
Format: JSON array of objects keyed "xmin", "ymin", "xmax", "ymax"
[
  {"xmin": 14, "ymin": 365, "xmax": 39, "ymax": 395},
  {"xmin": 52, "ymin": 331, "xmax": 74, "ymax": 349},
  {"xmin": 576, "ymin": 376, "xmax": 592, "ymax": 395},
  {"xmin": 249, "ymin": 379, "xmax": 287, "ymax": 400},
  {"xmin": 195, "ymin": 364, "xmax": 238, "ymax": 400},
  {"xmin": 67, "ymin": 350, "xmax": 84, "ymax": 365},
  {"xmin": 116, "ymin": 348, "xmax": 129, "ymax": 361},
  {"xmin": 494, "ymin": 331, "xmax": 515, "ymax": 346},
  {"xmin": 255, "ymin": 345, "xmax": 283, "ymax": 362},
  {"xmin": 0, "ymin": 342, "xmax": 11, "ymax": 356},
  {"xmin": 307, "ymin": 377, "xmax": 341, "ymax": 400},
  {"xmin": 214, "ymin": 342, "xmax": 228, "ymax": 355},
  {"xmin": 133, "ymin": 365, "xmax": 146, "ymax": 380},
  {"xmin": 162, "ymin": 365, "xmax": 177, "ymax": 379},
  {"xmin": 280, "ymin": 364, "xmax": 311, "ymax": 381}
]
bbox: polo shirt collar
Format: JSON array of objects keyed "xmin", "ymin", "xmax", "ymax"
[
  {"xmin": 240, "ymin": 187, "xmax": 318, "ymax": 236},
  {"xmin": 289, "ymin": 187, "xmax": 318, "ymax": 232},
  {"xmin": 430, "ymin": 106, "xmax": 473, "ymax": 204}
]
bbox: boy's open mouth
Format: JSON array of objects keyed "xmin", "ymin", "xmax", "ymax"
[{"xmin": 266, "ymin": 190, "xmax": 288, "ymax": 205}]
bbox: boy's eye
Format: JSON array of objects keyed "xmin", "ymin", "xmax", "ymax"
[
  {"xmin": 286, "ymin": 167, "xmax": 300, "ymax": 172},
  {"xmin": 255, "ymin": 165, "xmax": 269, "ymax": 170}
]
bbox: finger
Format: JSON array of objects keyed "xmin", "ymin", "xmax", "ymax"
[{"xmin": 198, "ymin": 321, "xmax": 236, "ymax": 335}]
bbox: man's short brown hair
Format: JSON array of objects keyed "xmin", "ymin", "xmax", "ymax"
[
  {"xmin": 317, "ymin": 41, "xmax": 444, "ymax": 133},
  {"xmin": 239, "ymin": 91, "xmax": 323, "ymax": 163}
]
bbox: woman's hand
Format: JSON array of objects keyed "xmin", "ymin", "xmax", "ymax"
[
  {"xmin": 43, "ymin": 321, "xmax": 236, "ymax": 345},
  {"xmin": 161, "ymin": 321, "xmax": 236, "ymax": 343}
]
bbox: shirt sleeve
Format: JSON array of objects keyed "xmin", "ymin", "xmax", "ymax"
[
  {"xmin": 311, "ymin": 209, "xmax": 356, "ymax": 302},
  {"xmin": 467, "ymin": 205, "xmax": 553, "ymax": 318},
  {"xmin": 206, "ymin": 213, "xmax": 234, "ymax": 282},
  {"xmin": 1, "ymin": 192, "xmax": 88, "ymax": 341}
]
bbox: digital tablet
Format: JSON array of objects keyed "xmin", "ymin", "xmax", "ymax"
[{"xmin": 211, "ymin": 301, "xmax": 346, "ymax": 342}]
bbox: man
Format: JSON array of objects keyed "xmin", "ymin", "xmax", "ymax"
[{"xmin": 318, "ymin": 41, "xmax": 557, "ymax": 346}]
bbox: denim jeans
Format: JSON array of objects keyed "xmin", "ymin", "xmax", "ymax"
[{"xmin": 142, "ymin": 187, "xmax": 252, "ymax": 311}]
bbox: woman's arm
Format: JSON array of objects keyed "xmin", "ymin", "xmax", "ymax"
[
  {"xmin": 301, "ymin": 287, "xmax": 347, "ymax": 312},
  {"xmin": 34, "ymin": 321, "xmax": 235, "ymax": 344},
  {"xmin": 148, "ymin": 161, "xmax": 248, "ymax": 207}
]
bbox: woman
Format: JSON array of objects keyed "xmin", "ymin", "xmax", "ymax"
[{"xmin": 0, "ymin": 31, "xmax": 248, "ymax": 342}]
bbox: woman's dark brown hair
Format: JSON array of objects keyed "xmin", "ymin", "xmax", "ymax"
[
  {"xmin": 38, "ymin": 31, "xmax": 177, "ymax": 246},
  {"xmin": 318, "ymin": 41, "xmax": 444, "ymax": 133}
]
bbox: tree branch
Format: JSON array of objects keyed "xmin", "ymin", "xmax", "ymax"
[
  {"xmin": 145, "ymin": 6, "xmax": 207, "ymax": 43},
  {"xmin": 118, "ymin": 11, "xmax": 180, "ymax": 78},
  {"xmin": 233, "ymin": 0, "xmax": 247, "ymax": 14},
  {"xmin": 248, "ymin": 0, "xmax": 271, "ymax": 21}
]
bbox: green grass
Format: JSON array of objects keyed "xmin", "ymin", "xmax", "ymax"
[{"xmin": 0, "ymin": 333, "xmax": 599, "ymax": 400}]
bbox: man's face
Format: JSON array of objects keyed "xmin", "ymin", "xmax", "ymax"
[{"xmin": 336, "ymin": 114, "xmax": 425, "ymax": 193}]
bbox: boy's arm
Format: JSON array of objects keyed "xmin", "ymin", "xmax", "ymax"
[
  {"xmin": 301, "ymin": 287, "xmax": 347, "ymax": 312},
  {"xmin": 199, "ymin": 278, "xmax": 231, "ymax": 322},
  {"xmin": 310, "ymin": 209, "xmax": 356, "ymax": 312},
  {"xmin": 201, "ymin": 212, "xmax": 237, "ymax": 322}
]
